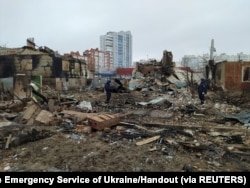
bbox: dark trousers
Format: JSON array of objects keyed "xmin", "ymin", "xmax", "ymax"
[
  {"xmin": 106, "ymin": 92, "xmax": 111, "ymax": 103},
  {"xmin": 199, "ymin": 93, "xmax": 205, "ymax": 104}
]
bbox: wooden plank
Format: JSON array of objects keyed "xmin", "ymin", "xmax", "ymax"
[
  {"xmin": 105, "ymin": 114, "xmax": 117, "ymax": 118},
  {"xmin": 60, "ymin": 110, "xmax": 97, "ymax": 118},
  {"xmin": 88, "ymin": 113, "xmax": 120, "ymax": 130},
  {"xmin": 87, "ymin": 112, "xmax": 133, "ymax": 130},
  {"xmin": 88, "ymin": 116, "xmax": 105, "ymax": 122},
  {"xmin": 5, "ymin": 134, "xmax": 12, "ymax": 149},
  {"xmin": 22, "ymin": 104, "xmax": 40, "ymax": 120},
  {"xmin": 136, "ymin": 135, "xmax": 160, "ymax": 146},
  {"xmin": 98, "ymin": 114, "xmax": 113, "ymax": 120}
]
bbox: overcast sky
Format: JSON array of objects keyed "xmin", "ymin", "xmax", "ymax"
[{"xmin": 1, "ymin": 0, "xmax": 249, "ymax": 62}]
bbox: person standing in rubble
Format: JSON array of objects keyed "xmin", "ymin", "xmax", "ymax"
[
  {"xmin": 197, "ymin": 78, "xmax": 207, "ymax": 105},
  {"xmin": 104, "ymin": 80, "xmax": 116, "ymax": 104}
]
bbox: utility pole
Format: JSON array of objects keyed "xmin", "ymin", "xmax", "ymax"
[
  {"xmin": 206, "ymin": 39, "xmax": 216, "ymax": 88},
  {"xmin": 210, "ymin": 39, "xmax": 216, "ymax": 60}
]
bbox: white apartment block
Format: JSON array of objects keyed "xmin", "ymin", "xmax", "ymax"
[{"xmin": 100, "ymin": 31, "xmax": 132, "ymax": 71}]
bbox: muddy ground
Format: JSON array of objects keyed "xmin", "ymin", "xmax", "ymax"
[{"xmin": 0, "ymin": 89, "xmax": 250, "ymax": 172}]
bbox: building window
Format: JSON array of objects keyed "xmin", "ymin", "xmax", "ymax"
[{"xmin": 243, "ymin": 67, "xmax": 250, "ymax": 81}]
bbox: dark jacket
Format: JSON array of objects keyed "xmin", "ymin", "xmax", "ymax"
[
  {"xmin": 104, "ymin": 80, "xmax": 113, "ymax": 103},
  {"xmin": 198, "ymin": 80, "xmax": 207, "ymax": 95},
  {"xmin": 105, "ymin": 80, "xmax": 112, "ymax": 92}
]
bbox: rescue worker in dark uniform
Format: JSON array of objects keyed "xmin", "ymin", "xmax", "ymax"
[
  {"xmin": 197, "ymin": 78, "xmax": 207, "ymax": 105},
  {"xmin": 104, "ymin": 80, "xmax": 117, "ymax": 104}
]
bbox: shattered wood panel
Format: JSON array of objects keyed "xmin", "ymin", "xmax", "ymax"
[
  {"xmin": 87, "ymin": 113, "xmax": 120, "ymax": 130},
  {"xmin": 136, "ymin": 135, "xmax": 160, "ymax": 146},
  {"xmin": 22, "ymin": 103, "xmax": 40, "ymax": 120}
]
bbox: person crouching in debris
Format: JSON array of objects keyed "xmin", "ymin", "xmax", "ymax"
[
  {"xmin": 197, "ymin": 78, "xmax": 207, "ymax": 105},
  {"xmin": 104, "ymin": 80, "xmax": 116, "ymax": 104}
]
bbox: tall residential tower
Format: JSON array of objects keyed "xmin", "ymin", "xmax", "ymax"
[{"xmin": 100, "ymin": 31, "xmax": 132, "ymax": 71}]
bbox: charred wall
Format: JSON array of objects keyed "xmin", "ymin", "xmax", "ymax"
[
  {"xmin": 0, "ymin": 49, "xmax": 87, "ymax": 91},
  {"xmin": 0, "ymin": 56, "xmax": 16, "ymax": 78},
  {"xmin": 52, "ymin": 57, "xmax": 62, "ymax": 77}
]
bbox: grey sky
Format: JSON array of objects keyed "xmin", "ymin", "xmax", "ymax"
[{"xmin": 1, "ymin": 0, "xmax": 249, "ymax": 62}]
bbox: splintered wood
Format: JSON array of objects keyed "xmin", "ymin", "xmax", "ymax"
[
  {"xmin": 136, "ymin": 135, "xmax": 160, "ymax": 146},
  {"xmin": 87, "ymin": 113, "xmax": 121, "ymax": 130},
  {"xmin": 87, "ymin": 112, "xmax": 133, "ymax": 130}
]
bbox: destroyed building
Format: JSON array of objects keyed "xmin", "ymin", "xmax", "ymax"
[
  {"xmin": 0, "ymin": 44, "xmax": 250, "ymax": 172},
  {"xmin": 0, "ymin": 38, "xmax": 87, "ymax": 100}
]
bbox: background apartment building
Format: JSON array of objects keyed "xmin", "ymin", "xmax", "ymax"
[
  {"xmin": 83, "ymin": 48, "xmax": 110, "ymax": 77},
  {"xmin": 181, "ymin": 52, "xmax": 250, "ymax": 73},
  {"xmin": 180, "ymin": 39, "xmax": 250, "ymax": 72},
  {"xmin": 100, "ymin": 31, "xmax": 132, "ymax": 71}
]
